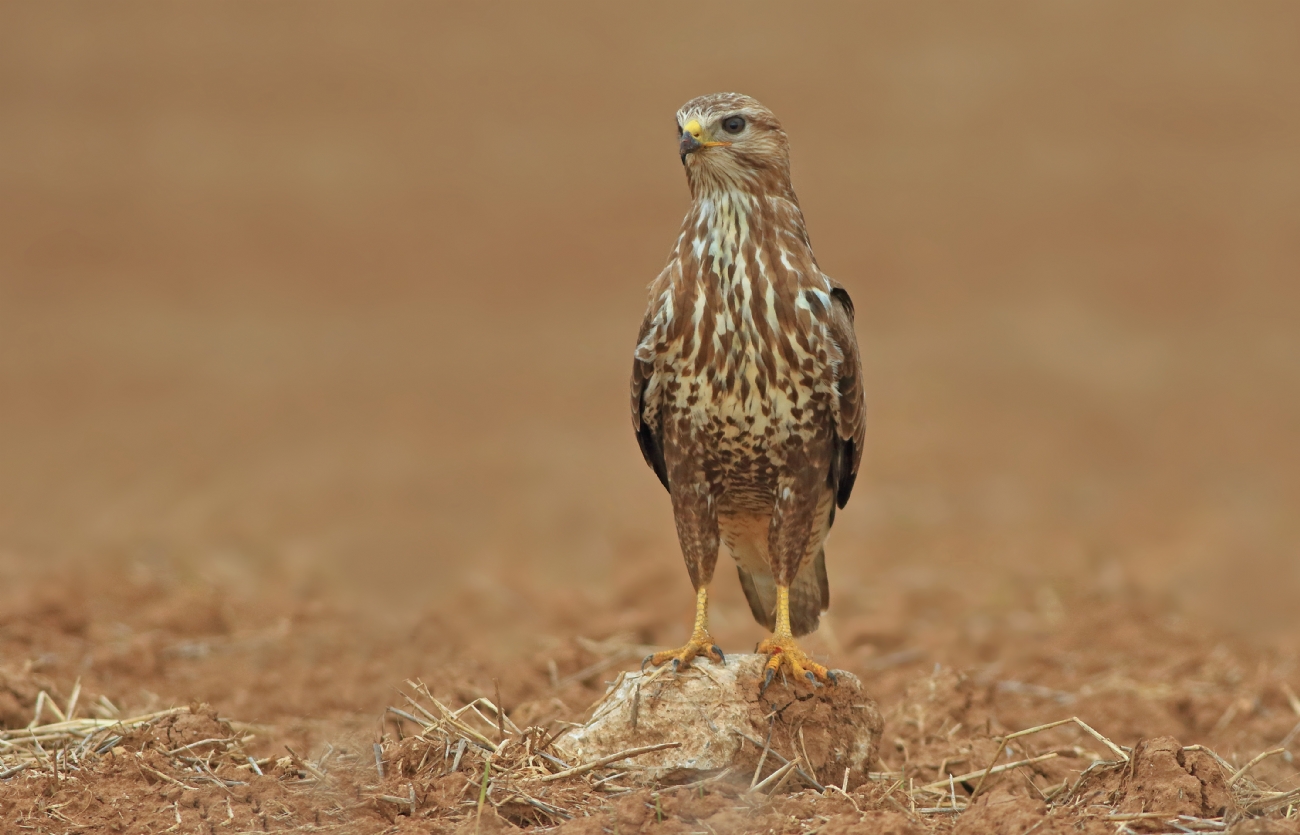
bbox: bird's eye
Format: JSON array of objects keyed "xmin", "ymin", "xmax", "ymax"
[{"xmin": 722, "ymin": 115, "xmax": 746, "ymax": 134}]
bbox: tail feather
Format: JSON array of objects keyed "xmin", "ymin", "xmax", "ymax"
[
  {"xmin": 737, "ymin": 549, "xmax": 830, "ymax": 638},
  {"xmin": 737, "ymin": 566, "xmax": 777, "ymax": 632}
]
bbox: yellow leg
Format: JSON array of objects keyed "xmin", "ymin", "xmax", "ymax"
[
  {"xmin": 756, "ymin": 586, "xmax": 836, "ymax": 690},
  {"xmin": 643, "ymin": 587, "xmax": 725, "ymax": 671}
]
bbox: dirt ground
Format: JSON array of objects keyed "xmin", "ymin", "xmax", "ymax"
[{"xmin": 2, "ymin": 4, "xmax": 1299, "ymax": 833}]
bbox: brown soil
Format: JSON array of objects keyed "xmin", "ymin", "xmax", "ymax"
[{"xmin": 2, "ymin": 4, "xmax": 1299, "ymax": 833}]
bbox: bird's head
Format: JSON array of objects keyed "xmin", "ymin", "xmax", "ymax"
[{"xmin": 676, "ymin": 92, "xmax": 792, "ymax": 198}]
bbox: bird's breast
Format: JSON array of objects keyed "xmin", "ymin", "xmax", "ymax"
[
  {"xmin": 664, "ymin": 271, "xmax": 831, "ymax": 449},
  {"xmin": 647, "ymin": 192, "xmax": 839, "ymax": 462}
]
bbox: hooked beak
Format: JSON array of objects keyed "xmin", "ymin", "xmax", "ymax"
[
  {"xmin": 679, "ymin": 119, "xmax": 729, "ymax": 164},
  {"xmin": 679, "ymin": 130, "xmax": 702, "ymax": 159}
]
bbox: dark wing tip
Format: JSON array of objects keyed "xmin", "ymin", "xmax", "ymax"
[
  {"xmin": 636, "ymin": 419, "xmax": 670, "ymax": 492},
  {"xmin": 835, "ymin": 438, "xmax": 858, "ymax": 508}
]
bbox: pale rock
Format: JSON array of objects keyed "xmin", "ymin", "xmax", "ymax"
[{"xmin": 554, "ymin": 654, "xmax": 882, "ymax": 789}]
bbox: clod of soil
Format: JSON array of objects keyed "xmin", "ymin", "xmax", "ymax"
[
  {"xmin": 1118, "ymin": 737, "xmax": 1237, "ymax": 818},
  {"xmin": 554, "ymin": 654, "xmax": 883, "ymax": 788},
  {"xmin": 1069, "ymin": 735, "xmax": 1238, "ymax": 819}
]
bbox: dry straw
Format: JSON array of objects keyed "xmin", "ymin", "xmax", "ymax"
[
  {"xmin": 5, "ymin": 674, "xmax": 1295, "ymax": 833},
  {"xmin": 377, "ymin": 678, "xmax": 1300, "ymax": 830},
  {"xmin": 882, "ymin": 712, "xmax": 1300, "ymax": 831}
]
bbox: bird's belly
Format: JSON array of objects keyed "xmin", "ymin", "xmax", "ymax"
[
  {"xmin": 664, "ymin": 357, "xmax": 807, "ymax": 510},
  {"xmin": 719, "ymin": 512, "xmax": 772, "ymax": 574},
  {"xmin": 673, "ymin": 369, "xmax": 800, "ymax": 445}
]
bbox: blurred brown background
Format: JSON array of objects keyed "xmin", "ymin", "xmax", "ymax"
[{"xmin": 2, "ymin": 2, "xmax": 1298, "ymax": 650}]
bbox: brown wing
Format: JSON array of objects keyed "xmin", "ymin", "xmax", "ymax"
[
  {"xmin": 825, "ymin": 278, "xmax": 866, "ymax": 509},
  {"xmin": 631, "ymin": 309, "xmax": 670, "ymax": 492}
]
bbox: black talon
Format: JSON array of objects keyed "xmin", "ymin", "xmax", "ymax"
[
  {"xmin": 641, "ymin": 654, "xmax": 654, "ymax": 671},
  {"xmin": 826, "ymin": 670, "xmax": 838, "ymax": 685},
  {"xmin": 671, "ymin": 657, "xmax": 680, "ymax": 671},
  {"xmin": 761, "ymin": 667, "xmax": 775, "ymax": 694},
  {"xmin": 806, "ymin": 671, "xmax": 821, "ymax": 688},
  {"xmin": 711, "ymin": 646, "xmax": 725, "ymax": 664}
]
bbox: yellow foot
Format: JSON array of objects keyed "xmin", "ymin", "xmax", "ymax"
[
  {"xmin": 756, "ymin": 635, "xmax": 837, "ymax": 691},
  {"xmin": 642, "ymin": 634, "xmax": 725, "ymax": 672}
]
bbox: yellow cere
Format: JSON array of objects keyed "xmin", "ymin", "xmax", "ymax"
[{"xmin": 683, "ymin": 119, "xmax": 702, "ymax": 137}]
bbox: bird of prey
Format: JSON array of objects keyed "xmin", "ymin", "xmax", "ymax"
[{"xmin": 631, "ymin": 93, "xmax": 865, "ymax": 688}]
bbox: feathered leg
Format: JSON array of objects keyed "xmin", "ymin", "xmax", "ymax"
[
  {"xmin": 644, "ymin": 460, "xmax": 725, "ymax": 671},
  {"xmin": 756, "ymin": 469, "xmax": 837, "ymax": 689}
]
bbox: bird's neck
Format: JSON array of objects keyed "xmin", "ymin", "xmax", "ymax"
[
  {"xmin": 685, "ymin": 157, "xmax": 796, "ymax": 204},
  {"xmin": 683, "ymin": 189, "xmax": 754, "ymax": 289},
  {"xmin": 682, "ymin": 186, "xmax": 812, "ymax": 288}
]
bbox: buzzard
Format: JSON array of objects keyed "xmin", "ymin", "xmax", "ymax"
[{"xmin": 632, "ymin": 93, "xmax": 866, "ymax": 688}]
